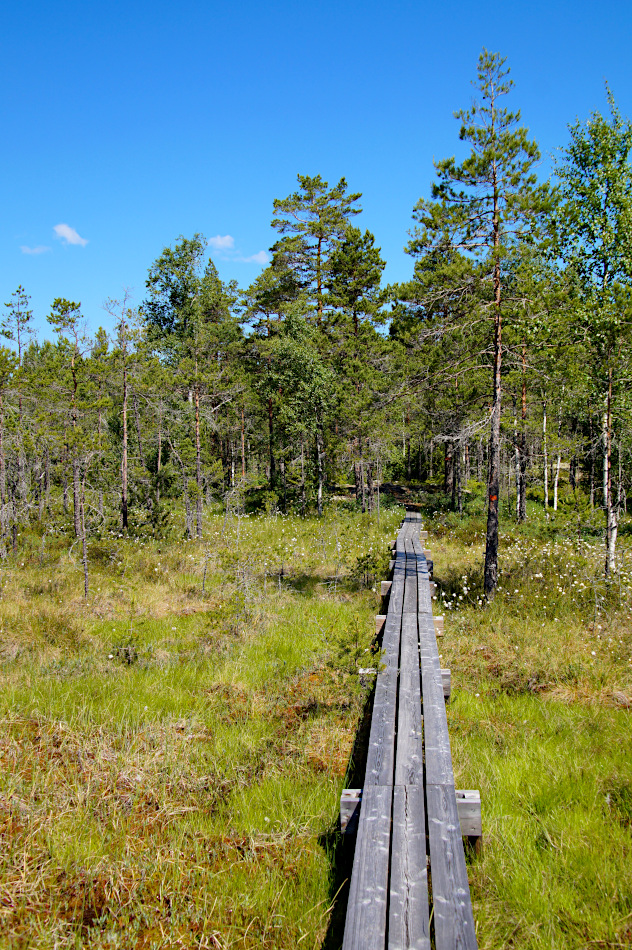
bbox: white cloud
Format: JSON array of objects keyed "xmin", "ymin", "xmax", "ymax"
[
  {"xmin": 208, "ymin": 234, "xmax": 234, "ymax": 251},
  {"xmin": 53, "ymin": 223, "xmax": 88, "ymax": 246},
  {"xmin": 207, "ymin": 234, "xmax": 268, "ymax": 266},
  {"xmin": 241, "ymin": 250, "xmax": 270, "ymax": 265},
  {"xmin": 20, "ymin": 245, "xmax": 51, "ymax": 255}
]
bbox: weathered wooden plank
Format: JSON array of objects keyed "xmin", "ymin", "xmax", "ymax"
[
  {"xmin": 403, "ymin": 575, "xmax": 417, "ymax": 614},
  {"xmin": 364, "ymin": 668, "xmax": 398, "ymax": 786},
  {"xmin": 422, "ymin": 689, "xmax": 454, "ymax": 786},
  {"xmin": 381, "ymin": 610, "xmax": 402, "ymax": 670},
  {"xmin": 389, "ymin": 785, "xmax": 431, "ymax": 950},
  {"xmin": 342, "ymin": 784, "xmax": 393, "ymax": 950},
  {"xmin": 411, "ymin": 540, "xmax": 429, "ymax": 573},
  {"xmin": 403, "ymin": 541, "xmax": 418, "ymax": 614},
  {"xmin": 418, "ymin": 611, "xmax": 439, "ymax": 660},
  {"xmin": 393, "ymin": 550, "xmax": 407, "ymax": 576},
  {"xmin": 388, "ymin": 577, "xmax": 405, "ymax": 613},
  {"xmin": 419, "ymin": 614, "xmax": 454, "ymax": 787},
  {"xmin": 417, "ymin": 576, "xmax": 433, "ymax": 615},
  {"xmin": 395, "ymin": 613, "xmax": 423, "ymax": 786},
  {"xmin": 426, "ymin": 783, "xmax": 478, "ymax": 950}
]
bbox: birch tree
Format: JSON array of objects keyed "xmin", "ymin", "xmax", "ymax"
[{"xmin": 555, "ymin": 86, "xmax": 632, "ymax": 575}]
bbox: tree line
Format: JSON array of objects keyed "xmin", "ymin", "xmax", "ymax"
[{"xmin": 3, "ymin": 49, "xmax": 632, "ymax": 595}]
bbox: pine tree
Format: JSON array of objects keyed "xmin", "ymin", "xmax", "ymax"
[
  {"xmin": 271, "ymin": 174, "xmax": 362, "ymax": 325},
  {"xmin": 407, "ymin": 49, "xmax": 544, "ymax": 597}
]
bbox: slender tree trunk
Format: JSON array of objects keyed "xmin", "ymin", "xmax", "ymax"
[
  {"xmin": 300, "ymin": 438, "xmax": 306, "ymax": 517},
  {"xmin": 518, "ymin": 344, "xmax": 528, "ymax": 521},
  {"xmin": 359, "ymin": 433, "xmax": 366, "ymax": 514},
  {"xmin": 354, "ymin": 460, "xmax": 361, "ymax": 503},
  {"xmin": 0, "ymin": 399, "xmax": 5, "ymax": 538},
  {"xmin": 156, "ymin": 408, "xmax": 162, "ymax": 508},
  {"xmin": 81, "ymin": 487, "xmax": 89, "ymax": 601},
  {"xmin": 367, "ymin": 463, "xmax": 374, "ymax": 513},
  {"xmin": 514, "ymin": 411, "xmax": 520, "ymax": 519},
  {"xmin": 316, "ymin": 426, "xmax": 325, "ymax": 516},
  {"xmin": 618, "ymin": 439, "xmax": 623, "ymax": 512},
  {"xmin": 588, "ymin": 410, "xmax": 595, "ymax": 508},
  {"xmin": 194, "ymin": 386, "xmax": 203, "ymax": 539},
  {"xmin": 483, "ymin": 261, "xmax": 502, "ymax": 598},
  {"xmin": 121, "ymin": 364, "xmax": 128, "ymax": 529},
  {"xmin": 316, "ymin": 235, "xmax": 323, "ymax": 325},
  {"xmin": 606, "ymin": 365, "xmax": 618, "ymax": 575},
  {"xmin": 184, "ymin": 485, "xmax": 193, "ymax": 539},
  {"xmin": 44, "ymin": 446, "xmax": 50, "ymax": 514},
  {"xmin": 444, "ymin": 442, "xmax": 453, "ymax": 496},
  {"xmin": 429, "ymin": 440, "xmax": 434, "ymax": 480},
  {"xmin": 602, "ymin": 406, "xmax": 608, "ymax": 512},
  {"xmin": 96, "ymin": 396, "xmax": 103, "ymax": 522},
  {"xmin": 281, "ymin": 459, "xmax": 287, "ymax": 513},
  {"xmin": 268, "ymin": 397, "xmax": 275, "ymax": 487},
  {"xmin": 38, "ymin": 459, "xmax": 44, "ymax": 521},
  {"xmin": 72, "ymin": 458, "xmax": 81, "ymax": 538},
  {"xmin": 456, "ymin": 441, "xmax": 463, "ymax": 516},
  {"xmin": 569, "ymin": 426, "xmax": 577, "ymax": 490},
  {"xmin": 543, "ymin": 403, "xmax": 549, "ymax": 513},
  {"xmin": 465, "ymin": 441, "xmax": 470, "ymax": 483},
  {"xmin": 241, "ymin": 406, "xmax": 246, "ymax": 480},
  {"xmin": 553, "ymin": 401, "xmax": 563, "ymax": 511},
  {"xmin": 553, "ymin": 454, "xmax": 561, "ymax": 510},
  {"xmin": 133, "ymin": 392, "xmax": 145, "ymax": 469}
]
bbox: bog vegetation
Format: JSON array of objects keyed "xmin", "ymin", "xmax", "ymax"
[
  {"xmin": 1, "ymin": 490, "xmax": 631, "ymax": 949},
  {"xmin": 1, "ymin": 47, "xmax": 632, "ymax": 949}
]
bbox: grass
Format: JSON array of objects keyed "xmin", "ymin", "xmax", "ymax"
[
  {"xmin": 0, "ymin": 503, "xmax": 400, "ymax": 949},
  {"xmin": 1, "ymin": 488, "xmax": 631, "ymax": 948},
  {"xmin": 424, "ymin": 489, "xmax": 632, "ymax": 950}
]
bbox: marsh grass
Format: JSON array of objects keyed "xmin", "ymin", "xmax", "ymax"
[
  {"xmin": 423, "ymin": 488, "xmax": 632, "ymax": 950},
  {"xmin": 2, "ymin": 491, "xmax": 632, "ymax": 948},
  {"xmin": 0, "ymin": 505, "xmax": 401, "ymax": 949}
]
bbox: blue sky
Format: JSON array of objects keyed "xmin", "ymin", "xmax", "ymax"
[{"xmin": 3, "ymin": 0, "xmax": 632, "ymax": 338}]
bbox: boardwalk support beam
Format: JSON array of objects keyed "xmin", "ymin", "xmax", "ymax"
[{"xmin": 340, "ymin": 786, "xmax": 481, "ymax": 838}]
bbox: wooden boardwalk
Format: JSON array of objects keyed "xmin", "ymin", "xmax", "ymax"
[{"xmin": 342, "ymin": 512, "xmax": 478, "ymax": 950}]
